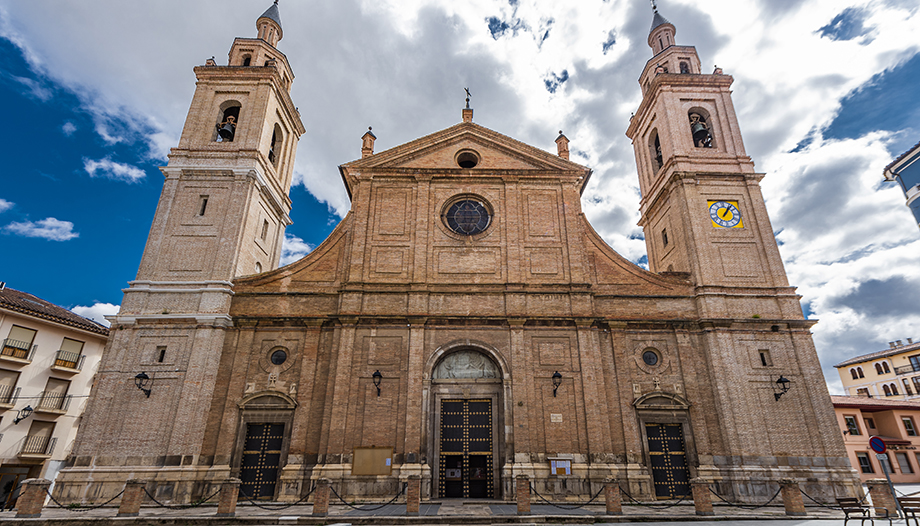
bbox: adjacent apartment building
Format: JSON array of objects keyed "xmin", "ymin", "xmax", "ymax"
[
  {"xmin": 834, "ymin": 395, "xmax": 920, "ymax": 483},
  {"xmin": 0, "ymin": 283, "xmax": 107, "ymax": 508},
  {"xmin": 835, "ymin": 339, "xmax": 920, "ymax": 399}
]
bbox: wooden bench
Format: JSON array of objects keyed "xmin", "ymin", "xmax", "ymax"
[
  {"xmin": 898, "ymin": 496, "xmax": 920, "ymax": 526},
  {"xmin": 837, "ymin": 497, "xmax": 892, "ymax": 526}
]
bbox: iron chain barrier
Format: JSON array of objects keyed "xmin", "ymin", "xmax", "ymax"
[
  {"xmin": 329, "ymin": 482, "xmax": 406, "ymax": 511},
  {"xmin": 528, "ymin": 482, "xmax": 605, "ymax": 510},
  {"xmin": 43, "ymin": 488, "xmax": 124, "ymax": 512}
]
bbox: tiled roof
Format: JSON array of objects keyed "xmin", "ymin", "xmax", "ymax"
[
  {"xmin": 0, "ymin": 286, "xmax": 109, "ymax": 336},
  {"xmin": 834, "ymin": 340, "xmax": 920, "ymax": 368},
  {"xmin": 258, "ymin": 1, "xmax": 282, "ymax": 29},
  {"xmin": 884, "ymin": 139, "xmax": 920, "ymax": 175},
  {"xmin": 831, "ymin": 395, "xmax": 920, "ymax": 411},
  {"xmin": 650, "ymin": 11, "xmax": 671, "ymax": 33}
]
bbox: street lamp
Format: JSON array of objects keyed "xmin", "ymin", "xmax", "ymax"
[
  {"xmin": 372, "ymin": 370, "xmax": 382, "ymax": 397},
  {"xmin": 13, "ymin": 405, "xmax": 33, "ymax": 424},
  {"xmin": 135, "ymin": 372, "xmax": 152, "ymax": 398},
  {"xmin": 773, "ymin": 375, "xmax": 791, "ymax": 401},
  {"xmin": 552, "ymin": 371, "xmax": 562, "ymax": 397}
]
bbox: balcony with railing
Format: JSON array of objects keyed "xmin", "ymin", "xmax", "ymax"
[
  {"xmin": 51, "ymin": 350, "xmax": 85, "ymax": 373},
  {"xmin": 895, "ymin": 363, "xmax": 920, "ymax": 376},
  {"xmin": 0, "ymin": 385, "xmax": 20, "ymax": 409},
  {"xmin": 1, "ymin": 339, "xmax": 34, "ymax": 363},
  {"xmin": 18, "ymin": 435, "xmax": 56, "ymax": 458},
  {"xmin": 33, "ymin": 392, "xmax": 72, "ymax": 415}
]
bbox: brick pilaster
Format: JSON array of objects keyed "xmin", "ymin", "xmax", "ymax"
[
  {"xmin": 312, "ymin": 478, "xmax": 331, "ymax": 516},
  {"xmin": 15, "ymin": 478, "xmax": 51, "ymax": 519},
  {"xmin": 515, "ymin": 475, "xmax": 530, "ymax": 515},
  {"xmin": 779, "ymin": 479, "xmax": 806, "ymax": 516},
  {"xmin": 604, "ymin": 477, "xmax": 622, "ymax": 515},
  {"xmin": 867, "ymin": 478, "xmax": 898, "ymax": 518},
  {"xmin": 406, "ymin": 475, "xmax": 420, "ymax": 515},
  {"xmin": 690, "ymin": 478, "xmax": 713, "ymax": 516},
  {"xmin": 216, "ymin": 478, "xmax": 241, "ymax": 517},
  {"xmin": 117, "ymin": 479, "xmax": 147, "ymax": 517}
]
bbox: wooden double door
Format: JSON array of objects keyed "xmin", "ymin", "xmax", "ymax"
[
  {"xmin": 645, "ymin": 423, "xmax": 691, "ymax": 499},
  {"xmin": 239, "ymin": 423, "xmax": 285, "ymax": 500},
  {"xmin": 438, "ymin": 399, "xmax": 494, "ymax": 498}
]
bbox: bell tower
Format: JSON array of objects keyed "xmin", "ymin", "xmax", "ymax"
[
  {"xmin": 626, "ymin": 6, "xmax": 790, "ymax": 294},
  {"xmin": 61, "ymin": 1, "xmax": 304, "ymax": 499}
]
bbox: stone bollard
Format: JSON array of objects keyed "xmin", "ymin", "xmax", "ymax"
[
  {"xmin": 216, "ymin": 478, "xmax": 241, "ymax": 517},
  {"xmin": 690, "ymin": 478, "xmax": 713, "ymax": 516},
  {"xmin": 406, "ymin": 475, "xmax": 420, "ymax": 516},
  {"xmin": 604, "ymin": 477, "xmax": 622, "ymax": 515},
  {"xmin": 117, "ymin": 479, "xmax": 147, "ymax": 517},
  {"xmin": 867, "ymin": 478, "xmax": 898, "ymax": 518},
  {"xmin": 15, "ymin": 478, "xmax": 51, "ymax": 519},
  {"xmin": 779, "ymin": 479, "xmax": 806, "ymax": 516},
  {"xmin": 515, "ymin": 475, "xmax": 531, "ymax": 515},
  {"xmin": 312, "ymin": 478, "xmax": 331, "ymax": 516}
]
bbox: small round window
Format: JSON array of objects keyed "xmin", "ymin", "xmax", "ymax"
[
  {"xmin": 642, "ymin": 349, "xmax": 659, "ymax": 366},
  {"xmin": 456, "ymin": 150, "xmax": 480, "ymax": 169},
  {"xmin": 270, "ymin": 349, "xmax": 287, "ymax": 365},
  {"xmin": 443, "ymin": 198, "xmax": 491, "ymax": 236}
]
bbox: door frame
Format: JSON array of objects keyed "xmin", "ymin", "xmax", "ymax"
[
  {"xmin": 232, "ymin": 391, "xmax": 297, "ymax": 501},
  {"xmin": 634, "ymin": 392, "xmax": 698, "ymax": 499}
]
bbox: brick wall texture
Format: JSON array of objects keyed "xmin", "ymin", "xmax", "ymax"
[{"xmin": 54, "ymin": 11, "xmax": 861, "ymax": 508}]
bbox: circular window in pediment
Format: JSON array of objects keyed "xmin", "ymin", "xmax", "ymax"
[
  {"xmin": 456, "ymin": 149, "xmax": 481, "ymax": 169},
  {"xmin": 442, "ymin": 196, "xmax": 492, "ymax": 236}
]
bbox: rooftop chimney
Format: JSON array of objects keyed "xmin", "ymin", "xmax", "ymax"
[
  {"xmin": 555, "ymin": 131, "xmax": 570, "ymax": 160},
  {"xmin": 908, "ymin": 338, "xmax": 914, "ymax": 344},
  {"xmin": 897, "ymin": 340, "xmax": 904, "ymax": 346},
  {"xmin": 0, "ymin": 281, "xmax": 5, "ymax": 291},
  {"xmin": 890, "ymin": 342, "xmax": 897, "ymax": 348}
]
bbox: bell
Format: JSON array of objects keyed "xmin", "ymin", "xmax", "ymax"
[
  {"xmin": 218, "ymin": 122, "xmax": 235, "ymax": 141},
  {"xmin": 691, "ymin": 121, "xmax": 710, "ymax": 144}
]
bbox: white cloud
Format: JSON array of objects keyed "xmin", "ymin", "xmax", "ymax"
[
  {"xmin": 280, "ymin": 233, "xmax": 314, "ymax": 267},
  {"xmin": 5, "ymin": 217, "xmax": 78, "ymax": 241},
  {"xmin": 12, "ymin": 74, "xmax": 51, "ymax": 100},
  {"xmin": 2, "ymin": 0, "xmax": 919, "ymax": 394},
  {"xmin": 71, "ymin": 302, "xmax": 119, "ymax": 328},
  {"xmin": 83, "ymin": 157, "xmax": 145, "ymax": 183},
  {"xmin": 0, "ymin": 199, "xmax": 12, "ymax": 213},
  {"xmin": 61, "ymin": 121, "xmax": 76, "ymax": 135}
]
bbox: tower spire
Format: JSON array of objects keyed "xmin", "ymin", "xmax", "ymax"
[
  {"xmin": 257, "ymin": 0, "xmax": 283, "ymax": 47},
  {"xmin": 647, "ymin": 1, "xmax": 675, "ymax": 55}
]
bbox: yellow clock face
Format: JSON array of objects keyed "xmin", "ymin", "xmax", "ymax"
[{"xmin": 708, "ymin": 200, "xmax": 743, "ymax": 228}]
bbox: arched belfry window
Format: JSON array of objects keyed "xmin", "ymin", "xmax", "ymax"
[
  {"xmin": 688, "ymin": 110, "xmax": 714, "ymax": 148},
  {"xmin": 850, "ymin": 368, "xmax": 858, "ymax": 380},
  {"xmin": 242, "ymin": 54, "xmax": 252, "ymax": 66},
  {"xmin": 858, "ymin": 367, "xmax": 864, "ymax": 378},
  {"xmin": 433, "ymin": 350, "xmax": 500, "ymax": 379},
  {"xmin": 215, "ymin": 101, "xmax": 241, "ymax": 142},
  {"xmin": 876, "ymin": 363, "xmax": 884, "ymax": 375},
  {"xmin": 269, "ymin": 125, "xmax": 282, "ymax": 166},
  {"xmin": 680, "ymin": 61, "xmax": 690, "ymax": 74},
  {"xmin": 648, "ymin": 129, "xmax": 663, "ymax": 172}
]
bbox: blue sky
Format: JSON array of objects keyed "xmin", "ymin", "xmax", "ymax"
[{"xmin": 0, "ymin": 0, "xmax": 918, "ymax": 393}]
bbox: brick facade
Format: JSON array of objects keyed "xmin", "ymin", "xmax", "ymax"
[{"xmin": 54, "ymin": 2, "xmax": 860, "ymax": 507}]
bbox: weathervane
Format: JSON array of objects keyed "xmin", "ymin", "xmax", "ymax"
[
  {"xmin": 464, "ymin": 87, "xmax": 471, "ymax": 109},
  {"xmin": 651, "ymin": 0, "xmax": 658, "ymax": 12}
]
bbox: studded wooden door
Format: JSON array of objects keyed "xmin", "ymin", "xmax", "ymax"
[
  {"xmin": 439, "ymin": 399, "xmax": 493, "ymax": 498},
  {"xmin": 239, "ymin": 423, "xmax": 284, "ymax": 500},
  {"xmin": 645, "ymin": 423, "xmax": 691, "ymax": 499}
]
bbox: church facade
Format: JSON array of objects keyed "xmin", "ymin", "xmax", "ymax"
[{"xmin": 56, "ymin": 3, "xmax": 860, "ymax": 504}]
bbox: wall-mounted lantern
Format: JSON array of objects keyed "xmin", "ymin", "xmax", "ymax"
[
  {"xmin": 773, "ymin": 375, "xmax": 791, "ymax": 401},
  {"xmin": 552, "ymin": 371, "xmax": 562, "ymax": 397},
  {"xmin": 135, "ymin": 372, "xmax": 152, "ymax": 398},
  {"xmin": 372, "ymin": 370, "xmax": 382, "ymax": 397},
  {"xmin": 13, "ymin": 405, "xmax": 33, "ymax": 424}
]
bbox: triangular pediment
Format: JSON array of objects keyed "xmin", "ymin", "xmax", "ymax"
[{"xmin": 344, "ymin": 122, "xmax": 590, "ymax": 174}]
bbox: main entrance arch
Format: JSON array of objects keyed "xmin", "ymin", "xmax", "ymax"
[{"xmin": 425, "ymin": 344, "xmax": 507, "ymax": 499}]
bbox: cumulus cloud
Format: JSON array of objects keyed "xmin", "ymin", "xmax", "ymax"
[
  {"xmin": 71, "ymin": 302, "xmax": 119, "ymax": 327},
  {"xmin": 12, "ymin": 74, "xmax": 52, "ymax": 100},
  {"xmin": 61, "ymin": 121, "xmax": 76, "ymax": 136},
  {"xmin": 0, "ymin": 199, "xmax": 12, "ymax": 213},
  {"xmin": 83, "ymin": 157, "xmax": 145, "ymax": 183},
  {"xmin": 2, "ymin": 0, "xmax": 920, "ymax": 395},
  {"xmin": 5, "ymin": 217, "xmax": 78, "ymax": 241},
  {"xmin": 279, "ymin": 233, "xmax": 314, "ymax": 266}
]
